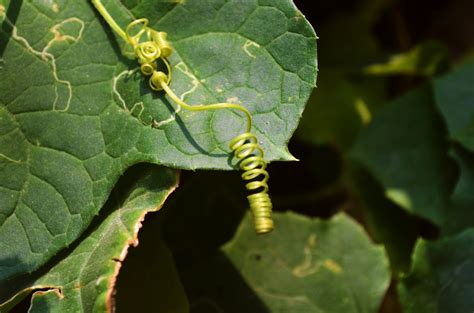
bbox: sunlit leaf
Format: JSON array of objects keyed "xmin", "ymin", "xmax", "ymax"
[
  {"xmin": 0, "ymin": 0, "xmax": 316, "ymax": 282},
  {"xmin": 179, "ymin": 212, "xmax": 390, "ymax": 313}
]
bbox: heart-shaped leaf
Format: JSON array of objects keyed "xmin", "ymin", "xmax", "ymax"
[
  {"xmin": 350, "ymin": 83, "xmax": 456, "ymax": 225},
  {"xmin": 0, "ymin": 0, "xmax": 316, "ymax": 281}
]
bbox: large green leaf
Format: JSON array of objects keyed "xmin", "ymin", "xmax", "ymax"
[
  {"xmin": 0, "ymin": 0, "xmax": 316, "ymax": 280},
  {"xmin": 179, "ymin": 212, "xmax": 390, "ymax": 313},
  {"xmin": 350, "ymin": 83, "xmax": 456, "ymax": 225},
  {"xmin": 296, "ymin": 72, "xmax": 373, "ymax": 149},
  {"xmin": 442, "ymin": 147, "xmax": 474, "ymax": 236},
  {"xmin": 348, "ymin": 162, "xmax": 419, "ymax": 273},
  {"xmin": 0, "ymin": 165, "xmax": 180, "ymax": 312},
  {"xmin": 434, "ymin": 60, "xmax": 474, "ymax": 152},
  {"xmin": 430, "ymin": 61, "xmax": 474, "ymax": 235},
  {"xmin": 398, "ymin": 228, "xmax": 474, "ymax": 313}
]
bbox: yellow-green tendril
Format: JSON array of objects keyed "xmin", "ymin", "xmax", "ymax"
[
  {"xmin": 91, "ymin": 0, "xmax": 127, "ymax": 41},
  {"xmin": 92, "ymin": 0, "xmax": 274, "ymax": 234}
]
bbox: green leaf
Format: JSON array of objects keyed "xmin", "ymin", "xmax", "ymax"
[
  {"xmin": 179, "ymin": 212, "xmax": 390, "ymax": 313},
  {"xmin": 350, "ymin": 83, "xmax": 456, "ymax": 225},
  {"xmin": 296, "ymin": 72, "xmax": 387, "ymax": 149},
  {"xmin": 398, "ymin": 228, "xmax": 474, "ymax": 313},
  {"xmin": 0, "ymin": 165, "xmax": 179, "ymax": 312},
  {"xmin": 108, "ymin": 0, "xmax": 318, "ymax": 165},
  {"xmin": 434, "ymin": 60, "xmax": 474, "ymax": 152},
  {"xmin": 442, "ymin": 147, "xmax": 474, "ymax": 236},
  {"xmin": 348, "ymin": 162, "xmax": 419, "ymax": 273},
  {"xmin": 365, "ymin": 40, "xmax": 449, "ymax": 77},
  {"xmin": 0, "ymin": 0, "xmax": 316, "ymax": 280}
]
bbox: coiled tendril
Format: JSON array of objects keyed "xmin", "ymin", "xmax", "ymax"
[
  {"xmin": 92, "ymin": 0, "xmax": 274, "ymax": 234},
  {"xmin": 230, "ymin": 133, "xmax": 273, "ymax": 233}
]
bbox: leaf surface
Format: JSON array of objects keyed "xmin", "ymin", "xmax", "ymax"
[
  {"xmin": 348, "ymin": 163, "xmax": 418, "ymax": 273},
  {"xmin": 350, "ymin": 83, "xmax": 456, "ymax": 225},
  {"xmin": 0, "ymin": 165, "xmax": 180, "ymax": 312},
  {"xmin": 179, "ymin": 212, "xmax": 390, "ymax": 313},
  {"xmin": 442, "ymin": 147, "xmax": 474, "ymax": 236},
  {"xmin": 434, "ymin": 61, "xmax": 474, "ymax": 152},
  {"xmin": 398, "ymin": 229, "xmax": 474, "ymax": 313},
  {"xmin": 0, "ymin": 0, "xmax": 316, "ymax": 280}
]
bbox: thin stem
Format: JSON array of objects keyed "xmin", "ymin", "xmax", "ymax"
[
  {"xmin": 159, "ymin": 80, "xmax": 252, "ymax": 133},
  {"xmin": 91, "ymin": 0, "xmax": 253, "ymax": 134},
  {"xmin": 91, "ymin": 0, "xmax": 128, "ymax": 42}
]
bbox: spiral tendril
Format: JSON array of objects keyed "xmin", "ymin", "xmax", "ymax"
[
  {"xmin": 91, "ymin": 0, "xmax": 274, "ymax": 234},
  {"xmin": 230, "ymin": 133, "xmax": 273, "ymax": 233}
]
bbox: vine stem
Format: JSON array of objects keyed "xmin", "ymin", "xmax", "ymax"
[
  {"xmin": 91, "ymin": 0, "xmax": 252, "ymax": 133},
  {"xmin": 91, "ymin": 0, "xmax": 273, "ymax": 234},
  {"xmin": 91, "ymin": 0, "xmax": 128, "ymax": 42},
  {"xmin": 158, "ymin": 76, "xmax": 253, "ymax": 134}
]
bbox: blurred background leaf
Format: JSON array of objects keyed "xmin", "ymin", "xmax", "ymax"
[
  {"xmin": 296, "ymin": 0, "xmax": 389, "ymax": 150},
  {"xmin": 434, "ymin": 61, "xmax": 474, "ymax": 152},
  {"xmin": 398, "ymin": 229, "xmax": 474, "ymax": 313},
  {"xmin": 177, "ymin": 212, "xmax": 390, "ymax": 313},
  {"xmin": 442, "ymin": 147, "xmax": 474, "ymax": 236},
  {"xmin": 365, "ymin": 40, "xmax": 449, "ymax": 76},
  {"xmin": 350, "ymin": 83, "xmax": 457, "ymax": 226},
  {"xmin": 347, "ymin": 162, "xmax": 419, "ymax": 274}
]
